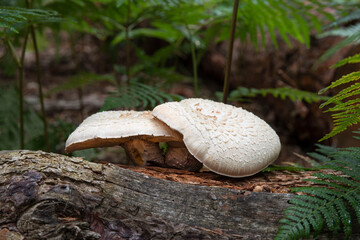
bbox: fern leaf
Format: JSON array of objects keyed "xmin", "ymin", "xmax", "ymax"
[
  {"xmin": 235, "ymin": 0, "xmax": 337, "ymax": 48},
  {"xmin": 285, "ymin": 208, "xmax": 313, "ymax": 219},
  {"xmin": 320, "ymin": 23, "xmax": 360, "ymax": 39},
  {"xmin": 319, "ymin": 53, "xmax": 360, "ymax": 140},
  {"xmin": 101, "ymin": 80, "xmax": 182, "ymax": 111},
  {"xmin": 330, "ymin": 164, "xmax": 360, "ymax": 182},
  {"xmin": 332, "ymin": 53, "xmax": 360, "ymax": 68},
  {"xmin": 308, "ymin": 211, "xmax": 323, "ymax": 236},
  {"xmin": 325, "ymin": 85, "xmax": 360, "ymax": 108},
  {"xmin": 326, "ymin": 98, "xmax": 360, "ymax": 112},
  {"xmin": 319, "ymin": 72, "xmax": 360, "ymax": 95},
  {"xmin": 291, "ymin": 195, "xmax": 326, "ymax": 206},
  {"xmin": 312, "ymin": 173, "xmax": 360, "ymax": 189},
  {"xmin": 334, "ymin": 199, "xmax": 353, "ymax": 238},
  {"xmin": 276, "ymin": 145, "xmax": 360, "ymax": 239},
  {"xmin": 307, "ymin": 152, "xmax": 331, "ymax": 163},
  {"xmin": 319, "ymin": 204, "xmax": 341, "ymax": 233},
  {"xmin": 323, "ymin": 82, "xmax": 360, "ymax": 107},
  {"xmin": 226, "ymin": 87, "xmax": 329, "ymax": 104},
  {"xmin": 320, "ymin": 107, "xmax": 360, "ymax": 141},
  {"xmin": 317, "ymin": 6, "xmax": 360, "ymax": 63},
  {"xmin": 317, "ymin": 34, "xmax": 360, "ymax": 64},
  {"xmin": 324, "ymin": 9, "xmax": 360, "ymax": 29},
  {"xmin": 344, "ymin": 193, "xmax": 360, "ymax": 223},
  {"xmin": 301, "ymin": 218, "xmax": 311, "ymax": 238},
  {"xmin": 304, "ymin": 178, "xmax": 349, "ymax": 193},
  {"xmin": 0, "ymin": 7, "xmax": 60, "ymax": 35}
]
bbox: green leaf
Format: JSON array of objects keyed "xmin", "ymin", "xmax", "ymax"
[
  {"xmin": 0, "ymin": 6, "xmax": 61, "ymax": 35},
  {"xmin": 101, "ymin": 80, "xmax": 183, "ymax": 111},
  {"xmin": 319, "ymin": 71, "xmax": 360, "ymax": 95},
  {"xmin": 226, "ymin": 87, "xmax": 329, "ymax": 104},
  {"xmin": 276, "ymin": 144, "xmax": 360, "ymax": 239},
  {"xmin": 332, "ymin": 54, "xmax": 360, "ymax": 68}
]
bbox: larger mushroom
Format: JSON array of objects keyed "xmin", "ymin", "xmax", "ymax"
[
  {"xmin": 152, "ymin": 98, "xmax": 281, "ymax": 177},
  {"xmin": 65, "ymin": 111, "xmax": 182, "ymax": 166}
]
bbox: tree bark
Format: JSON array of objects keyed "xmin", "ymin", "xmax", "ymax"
[{"xmin": 0, "ymin": 150, "xmax": 358, "ymax": 240}]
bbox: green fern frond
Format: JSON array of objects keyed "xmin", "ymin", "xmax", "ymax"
[
  {"xmin": 312, "ymin": 173, "xmax": 359, "ymax": 188},
  {"xmin": 332, "ymin": 53, "xmax": 360, "ymax": 68},
  {"xmin": 324, "ymin": 9, "xmax": 360, "ymax": 29},
  {"xmin": 101, "ymin": 80, "xmax": 183, "ymax": 111},
  {"xmin": 234, "ymin": 0, "xmax": 337, "ymax": 48},
  {"xmin": 321, "ymin": 23, "xmax": 360, "ymax": 39},
  {"xmin": 318, "ymin": 34, "xmax": 360, "ymax": 64},
  {"xmin": 321, "ymin": 83, "xmax": 360, "ymax": 109},
  {"xmin": 320, "ymin": 107, "xmax": 360, "ymax": 141},
  {"xmin": 319, "ymin": 53, "xmax": 360, "ymax": 141},
  {"xmin": 325, "ymin": 98, "xmax": 360, "ymax": 112},
  {"xmin": 319, "ymin": 71, "xmax": 360, "ymax": 95},
  {"xmin": 318, "ymin": 7, "xmax": 360, "ymax": 62},
  {"xmin": 226, "ymin": 87, "xmax": 329, "ymax": 103},
  {"xmin": 276, "ymin": 145, "xmax": 360, "ymax": 240},
  {"xmin": 0, "ymin": 7, "xmax": 60, "ymax": 35}
]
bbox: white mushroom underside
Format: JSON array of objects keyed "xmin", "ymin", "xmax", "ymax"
[
  {"xmin": 152, "ymin": 99, "xmax": 281, "ymax": 177},
  {"xmin": 65, "ymin": 111, "xmax": 182, "ymax": 152}
]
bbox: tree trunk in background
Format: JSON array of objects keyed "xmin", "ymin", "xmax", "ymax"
[{"xmin": 0, "ymin": 150, "xmax": 359, "ymax": 239}]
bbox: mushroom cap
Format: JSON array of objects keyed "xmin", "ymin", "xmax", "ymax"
[
  {"xmin": 65, "ymin": 111, "xmax": 182, "ymax": 153},
  {"xmin": 151, "ymin": 98, "xmax": 281, "ymax": 177}
]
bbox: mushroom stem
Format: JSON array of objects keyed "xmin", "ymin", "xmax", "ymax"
[
  {"xmin": 165, "ymin": 141, "xmax": 202, "ymax": 171},
  {"xmin": 122, "ymin": 139, "xmax": 165, "ymax": 166}
]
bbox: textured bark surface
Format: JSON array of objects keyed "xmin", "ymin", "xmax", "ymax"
[{"xmin": 0, "ymin": 150, "xmax": 359, "ymax": 240}]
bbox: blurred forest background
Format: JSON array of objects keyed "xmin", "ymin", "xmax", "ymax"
[{"xmin": 1, "ymin": 0, "xmax": 360, "ymax": 166}]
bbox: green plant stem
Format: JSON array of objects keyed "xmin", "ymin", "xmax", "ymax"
[
  {"xmin": 30, "ymin": 26, "xmax": 49, "ymax": 151},
  {"xmin": 77, "ymin": 88, "xmax": 84, "ymax": 121},
  {"xmin": 125, "ymin": 0, "xmax": 131, "ymax": 84},
  {"xmin": 186, "ymin": 25, "xmax": 198, "ymax": 98},
  {"xmin": 6, "ymin": 27, "xmax": 29, "ymax": 149},
  {"xmin": 19, "ymin": 29, "xmax": 29, "ymax": 150},
  {"xmin": 27, "ymin": 0, "xmax": 49, "ymax": 151},
  {"xmin": 222, "ymin": 0, "xmax": 239, "ymax": 104},
  {"xmin": 17, "ymin": 68, "xmax": 25, "ymax": 150}
]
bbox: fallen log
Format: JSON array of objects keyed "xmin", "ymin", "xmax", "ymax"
[{"xmin": 0, "ymin": 150, "xmax": 358, "ymax": 239}]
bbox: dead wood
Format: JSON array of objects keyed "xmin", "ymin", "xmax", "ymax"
[{"xmin": 0, "ymin": 150, "xmax": 359, "ymax": 240}]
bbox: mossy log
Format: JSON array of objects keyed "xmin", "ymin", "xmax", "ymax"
[{"xmin": 0, "ymin": 150, "xmax": 359, "ymax": 240}]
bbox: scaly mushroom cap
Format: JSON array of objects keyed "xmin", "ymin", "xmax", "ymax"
[
  {"xmin": 152, "ymin": 98, "xmax": 281, "ymax": 177},
  {"xmin": 65, "ymin": 111, "xmax": 182, "ymax": 153}
]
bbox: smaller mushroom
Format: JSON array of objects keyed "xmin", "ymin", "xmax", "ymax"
[
  {"xmin": 65, "ymin": 111, "xmax": 182, "ymax": 166},
  {"xmin": 164, "ymin": 141, "xmax": 203, "ymax": 171}
]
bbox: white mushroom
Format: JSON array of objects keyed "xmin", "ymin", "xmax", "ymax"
[
  {"xmin": 65, "ymin": 111, "xmax": 182, "ymax": 166},
  {"xmin": 152, "ymin": 98, "xmax": 281, "ymax": 177}
]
